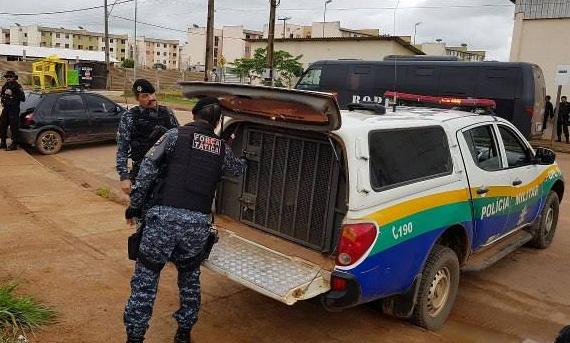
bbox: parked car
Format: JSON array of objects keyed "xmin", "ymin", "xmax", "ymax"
[
  {"xmin": 295, "ymin": 60, "xmax": 546, "ymax": 138},
  {"xmin": 181, "ymin": 82, "xmax": 563, "ymax": 330},
  {"xmin": 18, "ymin": 90, "xmax": 125, "ymax": 154}
]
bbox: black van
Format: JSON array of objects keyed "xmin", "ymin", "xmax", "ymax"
[{"xmin": 295, "ymin": 60, "xmax": 546, "ymax": 138}]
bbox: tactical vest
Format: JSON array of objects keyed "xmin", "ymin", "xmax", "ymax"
[
  {"xmin": 130, "ymin": 105, "xmax": 175, "ymax": 163},
  {"xmin": 156, "ymin": 121, "xmax": 226, "ymax": 214}
]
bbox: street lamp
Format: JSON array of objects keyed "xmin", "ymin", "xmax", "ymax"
[
  {"xmin": 278, "ymin": 16, "xmax": 292, "ymax": 38},
  {"xmin": 323, "ymin": 0, "xmax": 332, "ymax": 38},
  {"xmin": 413, "ymin": 21, "xmax": 422, "ymax": 45}
]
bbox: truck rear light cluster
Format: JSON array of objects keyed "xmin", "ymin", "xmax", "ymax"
[
  {"xmin": 23, "ymin": 113, "xmax": 35, "ymax": 126},
  {"xmin": 336, "ymin": 223, "xmax": 377, "ymax": 267},
  {"xmin": 331, "ymin": 276, "xmax": 348, "ymax": 291}
]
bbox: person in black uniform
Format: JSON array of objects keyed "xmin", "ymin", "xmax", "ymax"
[
  {"xmin": 123, "ymin": 97, "xmax": 246, "ymax": 343},
  {"xmin": 0, "ymin": 71, "xmax": 25, "ymax": 150},
  {"xmin": 543, "ymin": 95, "xmax": 554, "ymax": 131},
  {"xmin": 556, "ymin": 96, "xmax": 570, "ymax": 143},
  {"xmin": 116, "ymin": 79, "xmax": 179, "ymax": 196}
]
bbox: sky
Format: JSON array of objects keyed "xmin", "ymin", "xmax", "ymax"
[{"xmin": 0, "ymin": 0, "xmax": 516, "ymax": 61}]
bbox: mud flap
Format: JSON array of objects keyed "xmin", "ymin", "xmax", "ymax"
[
  {"xmin": 380, "ymin": 274, "xmax": 421, "ymax": 319},
  {"xmin": 204, "ymin": 229, "xmax": 331, "ymax": 305}
]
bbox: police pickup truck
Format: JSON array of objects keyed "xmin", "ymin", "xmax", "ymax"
[{"xmin": 180, "ymin": 82, "xmax": 564, "ymax": 330}]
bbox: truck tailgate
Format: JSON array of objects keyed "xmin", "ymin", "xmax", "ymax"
[{"xmin": 205, "ymin": 228, "xmax": 331, "ymax": 305}]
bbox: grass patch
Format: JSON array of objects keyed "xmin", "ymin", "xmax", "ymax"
[
  {"xmin": 121, "ymin": 90, "xmax": 197, "ymax": 108},
  {"xmin": 95, "ymin": 186, "xmax": 112, "ymax": 199},
  {"xmin": 0, "ymin": 282, "xmax": 56, "ymax": 341}
]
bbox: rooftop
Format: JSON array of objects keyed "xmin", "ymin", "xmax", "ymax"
[{"xmin": 0, "ymin": 43, "xmax": 118, "ymax": 62}]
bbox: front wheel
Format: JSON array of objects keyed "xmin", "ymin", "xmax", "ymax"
[
  {"xmin": 35, "ymin": 130, "xmax": 63, "ymax": 155},
  {"xmin": 529, "ymin": 191, "xmax": 560, "ymax": 249},
  {"xmin": 410, "ymin": 245, "xmax": 460, "ymax": 331}
]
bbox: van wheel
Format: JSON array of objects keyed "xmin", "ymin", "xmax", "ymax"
[
  {"xmin": 410, "ymin": 245, "xmax": 459, "ymax": 331},
  {"xmin": 36, "ymin": 130, "xmax": 63, "ymax": 155},
  {"xmin": 529, "ymin": 191, "xmax": 559, "ymax": 249}
]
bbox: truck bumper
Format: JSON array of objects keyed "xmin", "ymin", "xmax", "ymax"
[
  {"xmin": 322, "ymin": 272, "xmax": 361, "ymax": 310},
  {"xmin": 18, "ymin": 128, "xmax": 40, "ymax": 146}
]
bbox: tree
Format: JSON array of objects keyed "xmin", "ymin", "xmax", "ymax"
[
  {"xmin": 231, "ymin": 48, "xmax": 303, "ymax": 87},
  {"xmin": 121, "ymin": 58, "xmax": 134, "ymax": 68}
]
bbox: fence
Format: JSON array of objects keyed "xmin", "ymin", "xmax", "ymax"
[{"xmin": 109, "ymin": 67, "xmax": 203, "ymax": 93}]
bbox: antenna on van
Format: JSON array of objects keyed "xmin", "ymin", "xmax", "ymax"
[{"xmin": 391, "ymin": 0, "xmax": 400, "ymax": 113}]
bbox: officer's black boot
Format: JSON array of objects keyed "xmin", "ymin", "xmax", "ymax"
[
  {"xmin": 126, "ymin": 336, "xmax": 144, "ymax": 343},
  {"xmin": 6, "ymin": 143, "xmax": 17, "ymax": 151},
  {"xmin": 174, "ymin": 327, "xmax": 191, "ymax": 343}
]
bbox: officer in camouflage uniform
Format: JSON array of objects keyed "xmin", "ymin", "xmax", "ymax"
[
  {"xmin": 123, "ymin": 97, "xmax": 246, "ymax": 343},
  {"xmin": 116, "ymin": 79, "xmax": 179, "ymax": 195}
]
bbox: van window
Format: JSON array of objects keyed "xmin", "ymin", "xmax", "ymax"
[
  {"xmin": 297, "ymin": 67, "xmax": 322, "ymax": 90},
  {"xmin": 463, "ymin": 125, "xmax": 502, "ymax": 171},
  {"xmin": 369, "ymin": 127, "xmax": 453, "ymax": 190},
  {"xmin": 348, "ymin": 65, "xmax": 374, "ymax": 91}
]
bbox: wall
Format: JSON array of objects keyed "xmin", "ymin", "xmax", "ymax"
[
  {"xmin": 249, "ymin": 39, "xmax": 416, "ymax": 68},
  {"xmin": 221, "ymin": 26, "xmax": 245, "ymax": 64},
  {"xmin": 510, "ymin": 14, "xmax": 570, "ymax": 96},
  {"xmin": 419, "ymin": 42, "xmax": 447, "ymax": 56}
]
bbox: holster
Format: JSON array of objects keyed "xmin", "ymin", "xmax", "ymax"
[
  {"xmin": 128, "ymin": 222, "xmax": 145, "ymax": 261},
  {"xmin": 176, "ymin": 227, "xmax": 219, "ymax": 272}
]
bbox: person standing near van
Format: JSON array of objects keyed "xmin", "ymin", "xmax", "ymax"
[
  {"xmin": 543, "ymin": 95, "xmax": 554, "ymax": 131},
  {"xmin": 0, "ymin": 71, "xmax": 25, "ymax": 150},
  {"xmin": 556, "ymin": 96, "xmax": 570, "ymax": 143}
]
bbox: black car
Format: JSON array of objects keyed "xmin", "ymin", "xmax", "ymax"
[{"xmin": 18, "ymin": 90, "xmax": 125, "ymax": 154}]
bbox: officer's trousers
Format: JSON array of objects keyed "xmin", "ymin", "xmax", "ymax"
[
  {"xmin": 0, "ymin": 106, "xmax": 19, "ymax": 144},
  {"xmin": 124, "ymin": 205, "xmax": 211, "ymax": 339},
  {"xmin": 557, "ymin": 123, "xmax": 569, "ymax": 142}
]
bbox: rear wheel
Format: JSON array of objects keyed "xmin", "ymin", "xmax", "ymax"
[
  {"xmin": 36, "ymin": 130, "xmax": 63, "ymax": 155},
  {"xmin": 529, "ymin": 191, "xmax": 559, "ymax": 249},
  {"xmin": 410, "ymin": 245, "xmax": 459, "ymax": 331}
]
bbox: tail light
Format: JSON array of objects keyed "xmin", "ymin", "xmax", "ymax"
[
  {"xmin": 336, "ymin": 223, "xmax": 377, "ymax": 267},
  {"xmin": 23, "ymin": 112, "xmax": 35, "ymax": 126},
  {"xmin": 331, "ymin": 276, "xmax": 348, "ymax": 291}
]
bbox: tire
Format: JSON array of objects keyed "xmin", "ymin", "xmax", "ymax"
[
  {"xmin": 529, "ymin": 191, "xmax": 560, "ymax": 249},
  {"xmin": 35, "ymin": 130, "xmax": 63, "ymax": 155},
  {"xmin": 410, "ymin": 245, "xmax": 460, "ymax": 331}
]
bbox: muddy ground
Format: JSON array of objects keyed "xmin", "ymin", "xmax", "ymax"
[{"xmin": 1, "ymin": 140, "xmax": 569, "ymax": 343}]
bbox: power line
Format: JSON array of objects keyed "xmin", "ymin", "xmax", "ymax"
[
  {"xmin": 110, "ymin": 14, "xmax": 186, "ymax": 33},
  {"xmin": 0, "ymin": 0, "xmax": 134, "ymax": 16},
  {"xmin": 217, "ymin": 3, "xmax": 515, "ymax": 12}
]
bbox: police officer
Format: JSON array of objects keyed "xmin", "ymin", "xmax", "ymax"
[
  {"xmin": 0, "ymin": 71, "xmax": 25, "ymax": 150},
  {"xmin": 556, "ymin": 96, "xmax": 570, "ymax": 143},
  {"xmin": 123, "ymin": 97, "xmax": 246, "ymax": 343},
  {"xmin": 116, "ymin": 79, "xmax": 179, "ymax": 195}
]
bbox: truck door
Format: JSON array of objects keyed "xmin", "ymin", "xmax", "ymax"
[
  {"xmin": 495, "ymin": 124, "xmax": 543, "ymax": 232},
  {"xmin": 458, "ymin": 123, "xmax": 512, "ymax": 249}
]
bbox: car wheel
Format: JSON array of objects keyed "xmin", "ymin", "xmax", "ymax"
[
  {"xmin": 528, "ymin": 191, "xmax": 559, "ymax": 249},
  {"xmin": 410, "ymin": 245, "xmax": 459, "ymax": 331},
  {"xmin": 36, "ymin": 130, "xmax": 63, "ymax": 155}
]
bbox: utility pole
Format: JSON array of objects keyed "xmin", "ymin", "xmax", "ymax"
[
  {"xmin": 104, "ymin": 0, "xmax": 110, "ymax": 90},
  {"xmin": 266, "ymin": 0, "xmax": 278, "ymax": 86},
  {"xmin": 134, "ymin": 0, "xmax": 138, "ymax": 80},
  {"xmin": 204, "ymin": 0, "xmax": 215, "ymax": 82},
  {"xmin": 278, "ymin": 16, "xmax": 292, "ymax": 38}
]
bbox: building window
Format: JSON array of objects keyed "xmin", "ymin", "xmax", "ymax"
[
  {"xmin": 173, "ymin": 53, "xmax": 177, "ymax": 57},
  {"xmin": 65, "ymin": 34, "xmax": 69, "ymax": 39},
  {"xmin": 214, "ymin": 37, "xmax": 219, "ymax": 46},
  {"xmin": 157, "ymin": 43, "xmax": 160, "ymax": 47},
  {"xmin": 163, "ymin": 52, "xmax": 167, "ymax": 56},
  {"xmin": 102, "ymin": 47, "xmax": 105, "ymax": 51},
  {"xmin": 121, "ymin": 57, "xmax": 125, "ymax": 61},
  {"xmin": 163, "ymin": 43, "xmax": 166, "ymax": 48},
  {"xmin": 55, "ymin": 43, "xmax": 61, "ymax": 47},
  {"xmin": 110, "ymin": 47, "xmax": 114, "ymax": 52},
  {"xmin": 65, "ymin": 43, "xmax": 69, "ymax": 48},
  {"xmin": 24, "ymin": 33, "xmax": 27, "ymax": 38},
  {"xmin": 163, "ymin": 60, "xmax": 166, "ymax": 64},
  {"xmin": 121, "ymin": 48, "xmax": 125, "ymax": 53},
  {"xmin": 157, "ymin": 52, "xmax": 160, "ymax": 56},
  {"xmin": 89, "ymin": 46, "xmax": 93, "ymax": 50},
  {"xmin": 246, "ymin": 34, "xmax": 250, "ymax": 39},
  {"xmin": 22, "ymin": 42, "xmax": 27, "ymax": 46},
  {"xmin": 110, "ymin": 39, "xmax": 114, "ymax": 43},
  {"xmin": 121, "ymin": 39, "xmax": 126, "ymax": 44},
  {"xmin": 78, "ymin": 45, "xmax": 83, "ymax": 49},
  {"xmin": 173, "ymin": 45, "xmax": 177, "ymax": 49},
  {"xmin": 245, "ymin": 46, "xmax": 251, "ymax": 54}
]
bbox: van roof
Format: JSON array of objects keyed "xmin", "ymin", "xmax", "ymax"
[
  {"xmin": 310, "ymin": 59, "xmax": 537, "ymax": 69},
  {"xmin": 337, "ymin": 106, "xmax": 502, "ymax": 133}
]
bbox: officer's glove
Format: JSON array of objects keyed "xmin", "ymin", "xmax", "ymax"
[{"xmin": 125, "ymin": 207, "xmax": 142, "ymax": 220}]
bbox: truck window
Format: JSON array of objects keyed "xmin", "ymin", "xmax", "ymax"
[
  {"xmin": 296, "ymin": 67, "xmax": 322, "ymax": 90},
  {"xmin": 463, "ymin": 125, "xmax": 502, "ymax": 171},
  {"xmin": 369, "ymin": 127, "xmax": 452, "ymax": 190},
  {"xmin": 497, "ymin": 125, "xmax": 532, "ymax": 168}
]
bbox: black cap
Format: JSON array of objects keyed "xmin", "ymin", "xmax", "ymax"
[
  {"xmin": 3, "ymin": 71, "xmax": 17, "ymax": 79},
  {"xmin": 192, "ymin": 97, "xmax": 222, "ymax": 125},
  {"xmin": 132, "ymin": 79, "xmax": 155, "ymax": 96}
]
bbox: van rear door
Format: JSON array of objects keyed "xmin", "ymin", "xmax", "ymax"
[{"xmin": 179, "ymin": 82, "xmax": 341, "ymax": 132}]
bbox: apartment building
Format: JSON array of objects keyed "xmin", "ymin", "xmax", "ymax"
[
  {"xmin": 182, "ymin": 25, "xmax": 263, "ymax": 69},
  {"xmin": 262, "ymin": 21, "xmax": 380, "ymax": 39},
  {"xmin": 129, "ymin": 36, "xmax": 180, "ymax": 70},
  {"xmin": 3, "ymin": 25, "xmax": 127, "ymax": 61},
  {"xmin": 510, "ymin": 0, "xmax": 570, "ymax": 96},
  {"xmin": 419, "ymin": 42, "xmax": 486, "ymax": 61}
]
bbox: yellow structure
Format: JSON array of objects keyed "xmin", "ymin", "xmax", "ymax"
[{"xmin": 32, "ymin": 55, "xmax": 68, "ymax": 90}]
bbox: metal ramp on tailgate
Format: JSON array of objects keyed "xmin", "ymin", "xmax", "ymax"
[{"xmin": 204, "ymin": 229, "xmax": 331, "ymax": 305}]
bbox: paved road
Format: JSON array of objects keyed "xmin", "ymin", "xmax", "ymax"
[{"xmin": 5, "ymin": 143, "xmax": 570, "ymax": 342}]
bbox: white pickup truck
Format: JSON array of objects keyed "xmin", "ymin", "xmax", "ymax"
[{"xmin": 180, "ymin": 82, "xmax": 564, "ymax": 330}]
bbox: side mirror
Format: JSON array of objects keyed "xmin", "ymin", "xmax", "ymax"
[{"xmin": 535, "ymin": 147, "xmax": 556, "ymax": 165}]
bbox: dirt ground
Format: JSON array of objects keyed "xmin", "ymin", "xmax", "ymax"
[{"xmin": 1, "ymin": 141, "xmax": 570, "ymax": 343}]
